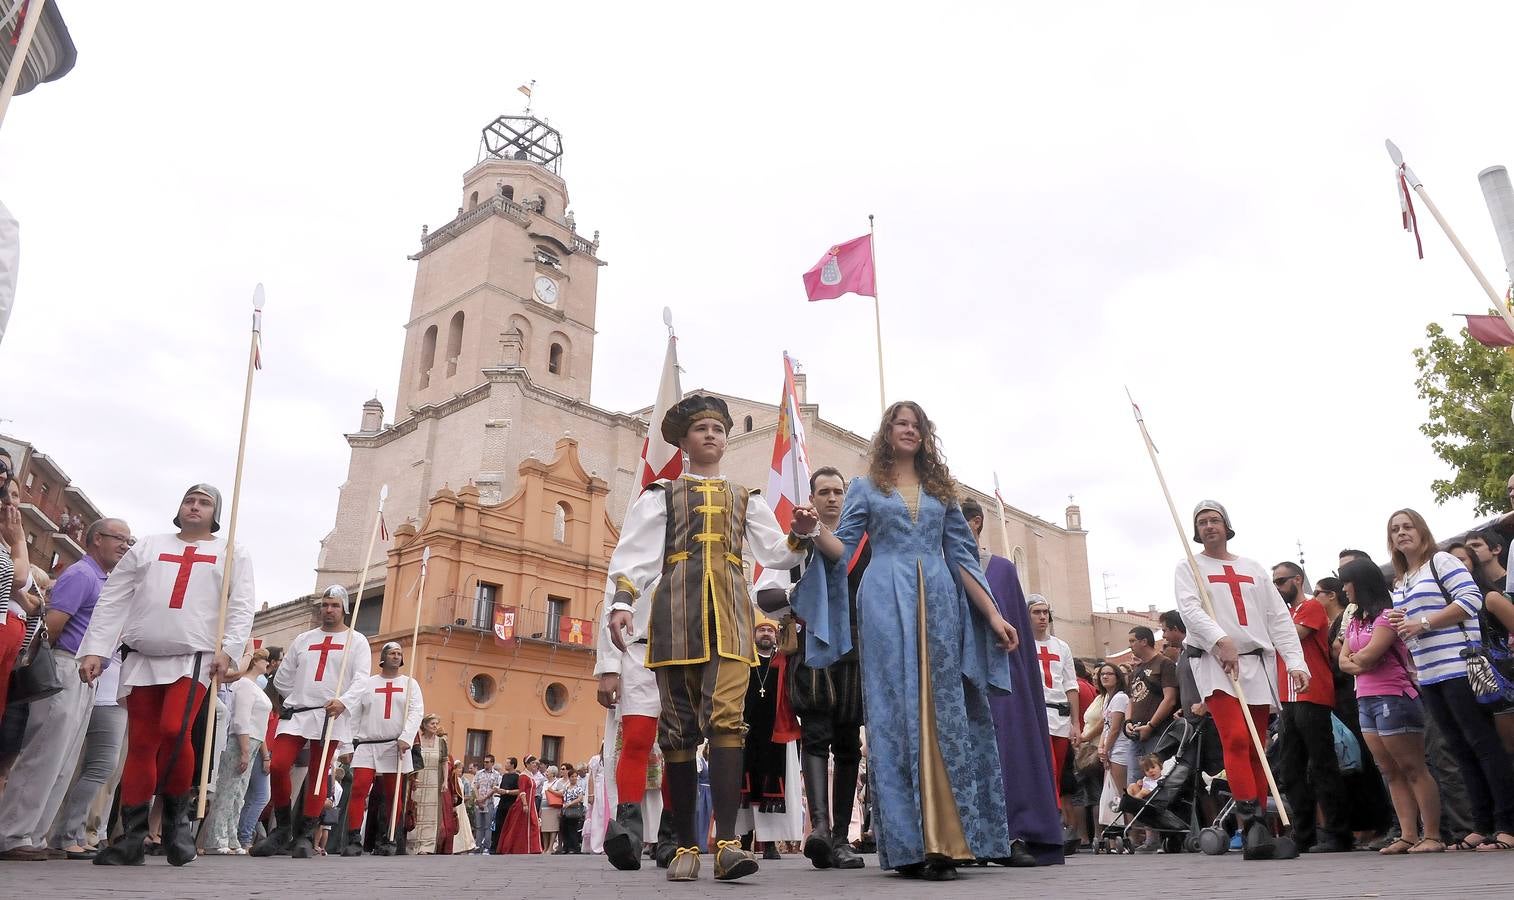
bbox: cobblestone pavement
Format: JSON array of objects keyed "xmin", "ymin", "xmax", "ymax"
[{"xmin": 8, "ymin": 847, "xmax": 1514, "ymax": 899}]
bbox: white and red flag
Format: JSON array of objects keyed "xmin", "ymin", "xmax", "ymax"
[
  {"xmin": 638, "ymin": 331, "xmax": 684, "ymax": 491},
  {"xmin": 802, "ymin": 234, "xmax": 876, "ymax": 301},
  {"xmin": 755, "ymin": 353, "xmax": 812, "ymax": 581}
]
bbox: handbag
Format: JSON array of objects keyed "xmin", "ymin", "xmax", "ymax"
[
  {"xmin": 8, "ymin": 613, "xmax": 62, "ymax": 706},
  {"xmin": 1427, "ymin": 556, "xmax": 1510, "ymax": 703},
  {"xmin": 561, "ymin": 798, "xmax": 585, "ymax": 821},
  {"xmin": 545, "ymin": 788, "xmax": 564, "ymax": 808}
]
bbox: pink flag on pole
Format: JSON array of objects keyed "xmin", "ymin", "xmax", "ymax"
[
  {"xmin": 1461, "ymin": 313, "xmax": 1514, "ymax": 348},
  {"xmin": 638, "ymin": 333, "xmax": 685, "ymax": 490},
  {"xmin": 802, "ymin": 234, "xmax": 876, "ymax": 301}
]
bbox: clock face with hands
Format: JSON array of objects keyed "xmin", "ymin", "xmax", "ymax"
[{"xmin": 534, "ymin": 276, "xmax": 559, "ymax": 306}]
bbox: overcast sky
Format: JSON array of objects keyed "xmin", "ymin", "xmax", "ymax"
[{"xmin": 3, "ymin": 3, "xmax": 1512, "ymax": 613}]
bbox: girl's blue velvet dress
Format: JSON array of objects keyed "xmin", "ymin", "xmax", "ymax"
[{"xmin": 795, "ymin": 477, "xmax": 1012, "ymax": 870}]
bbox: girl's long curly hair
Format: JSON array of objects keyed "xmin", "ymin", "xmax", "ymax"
[{"xmin": 866, "ymin": 400, "xmax": 958, "ymax": 504}]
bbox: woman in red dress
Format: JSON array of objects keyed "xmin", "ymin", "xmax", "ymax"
[{"xmin": 496, "ymin": 762, "xmax": 542, "ymax": 854}]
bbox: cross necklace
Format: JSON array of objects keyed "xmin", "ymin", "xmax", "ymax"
[{"xmin": 756, "ymin": 656, "xmax": 774, "ymax": 698}]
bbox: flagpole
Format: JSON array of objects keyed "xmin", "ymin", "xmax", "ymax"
[
  {"xmin": 195, "ymin": 284, "xmax": 263, "ymax": 819},
  {"xmin": 992, "ymin": 473, "xmax": 1013, "ymax": 560},
  {"xmin": 1389, "ymin": 140, "xmax": 1514, "ymax": 335},
  {"xmin": 869, "ymin": 214, "xmax": 886, "ymax": 413},
  {"xmin": 1125, "ymin": 389, "xmax": 1290, "ymax": 828},
  {"xmin": 0, "ymin": 0, "xmax": 47, "ymax": 133},
  {"xmin": 312, "ymin": 485, "xmax": 389, "ymax": 790},
  {"xmin": 387, "ymin": 546, "xmax": 431, "ymax": 845},
  {"xmin": 784, "ymin": 353, "xmax": 804, "ymax": 504}
]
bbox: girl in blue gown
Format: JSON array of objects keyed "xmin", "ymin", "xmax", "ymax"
[{"xmin": 802, "ymin": 401, "xmax": 1018, "ymax": 880}]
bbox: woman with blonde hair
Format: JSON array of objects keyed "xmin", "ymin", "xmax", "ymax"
[
  {"xmin": 205, "ymin": 648, "xmax": 272, "ymax": 853},
  {"xmin": 1385, "ymin": 509, "xmax": 1514, "ymax": 851},
  {"xmin": 803, "ymin": 400, "xmax": 1017, "ymax": 880}
]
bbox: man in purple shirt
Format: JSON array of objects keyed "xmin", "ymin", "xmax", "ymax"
[{"xmin": 0, "ymin": 517, "xmax": 130, "ymax": 861}]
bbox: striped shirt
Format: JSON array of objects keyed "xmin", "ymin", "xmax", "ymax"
[{"xmin": 1392, "ymin": 551, "xmax": 1483, "ymax": 686}]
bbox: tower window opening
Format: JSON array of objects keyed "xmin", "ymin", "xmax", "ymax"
[
  {"xmin": 548, "ymin": 343, "xmax": 564, "ymax": 375},
  {"xmin": 469, "ymin": 190, "xmax": 479, "ymax": 210},
  {"xmin": 743, "ymin": 416, "xmax": 753, "ymax": 433}
]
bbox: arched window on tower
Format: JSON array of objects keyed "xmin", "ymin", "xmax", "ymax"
[
  {"xmin": 553, "ymin": 501, "xmax": 571, "ymax": 543},
  {"xmin": 500, "ymin": 184, "xmax": 514, "ymax": 201},
  {"xmin": 469, "ymin": 190, "xmax": 479, "ymax": 210},
  {"xmin": 446, "ymin": 311, "xmax": 464, "ymax": 377},
  {"xmin": 548, "ymin": 343, "xmax": 564, "ymax": 375},
  {"xmin": 743, "ymin": 415, "xmax": 753, "ymax": 433},
  {"xmin": 418, "ymin": 325, "xmax": 438, "ymax": 389}
]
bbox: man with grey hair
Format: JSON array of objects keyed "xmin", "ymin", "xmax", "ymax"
[{"xmin": 0, "ymin": 517, "xmax": 131, "ymax": 861}]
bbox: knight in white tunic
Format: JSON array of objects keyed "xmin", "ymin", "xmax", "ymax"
[
  {"xmin": 252, "ymin": 585, "xmax": 370, "ymax": 859},
  {"xmin": 595, "ymin": 574, "xmax": 669, "ymax": 870},
  {"xmin": 339, "ymin": 641, "xmax": 422, "ymax": 856},
  {"xmin": 1173, "ymin": 500, "xmax": 1306, "ymax": 862},
  {"xmin": 77, "ymin": 484, "xmax": 255, "ymax": 868}
]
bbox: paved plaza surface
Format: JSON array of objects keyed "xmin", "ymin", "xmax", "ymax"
[{"xmin": 8, "ymin": 848, "xmax": 1514, "ymax": 900}]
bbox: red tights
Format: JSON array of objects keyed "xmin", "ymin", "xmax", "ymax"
[
  {"xmin": 616, "ymin": 714, "xmax": 657, "ymax": 803},
  {"xmin": 1206, "ymin": 691, "xmax": 1272, "ymax": 804},
  {"xmin": 269, "ymin": 733, "xmax": 340, "ymax": 818},
  {"xmin": 346, "ymin": 768, "xmax": 406, "ymax": 831},
  {"xmin": 120, "ymin": 677, "xmax": 208, "ymax": 807}
]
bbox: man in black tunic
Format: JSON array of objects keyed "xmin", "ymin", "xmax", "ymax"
[{"xmin": 755, "ymin": 467, "xmax": 868, "ymax": 870}]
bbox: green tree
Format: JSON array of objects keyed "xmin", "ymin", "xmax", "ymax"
[{"xmin": 1414, "ymin": 321, "xmax": 1514, "ymax": 515}]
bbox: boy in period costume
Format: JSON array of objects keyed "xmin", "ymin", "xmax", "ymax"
[{"xmin": 605, "ymin": 394, "xmax": 815, "ymax": 883}]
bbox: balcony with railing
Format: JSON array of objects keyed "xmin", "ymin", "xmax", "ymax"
[
  {"xmin": 436, "ymin": 593, "xmax": 594, "ymax": 652},
  {"xmin": 414, "ymin": 195, "xmax": 602, "ymax": 261}
]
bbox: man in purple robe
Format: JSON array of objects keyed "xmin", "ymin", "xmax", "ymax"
[{"xmin": 962, "ymin": 499, "xmax": 1064, "ymax": 866}]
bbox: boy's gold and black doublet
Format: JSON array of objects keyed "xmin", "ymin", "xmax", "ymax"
[{"xmin": 606, "ymin": 394, "xmax": 806, "ymax": 882}]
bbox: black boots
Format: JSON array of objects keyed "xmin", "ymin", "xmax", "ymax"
[
  {"xmin": 604, "ymin": 802, "xmax": 644, "ymax": 871},
  {"xmin": 654, "ymin": 808, "xmax": 678, "ymax": 868},
  {"xmin": 341, "ymin": 828, "xmax": 364, "ymax": 856},
  {"xmin": 830, "ymin": 757, "xmax": 865, "ymax": 869},
  {"xmin": 1236, "ymin": 800, "xmax": 1276, "ymax": 860},
  {"xmin": 93, "ymin": 802, "xmax": 150, "ymax": 866},
  {"xmin": 160, "ymin": 792, "xmax": 198, "ymax": 867},
  {"xmin": 250, "ymin": 807, "xmax": 294, "ymax": 857},
  {"xmin": 801, "ymin": 753, "xmax": 834, "ymax": 869},
  {"xmin": 289, "ymin": 813, "xmax": 317, "ymax": 859}
]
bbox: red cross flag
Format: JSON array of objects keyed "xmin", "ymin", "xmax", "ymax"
[
  {"xmin": 638, "ymin": 329, "xmax": 684, "ymax": 491},
  {"xmin": 754, "ymin": 353, "xmax": 811, "ymax": 581}
]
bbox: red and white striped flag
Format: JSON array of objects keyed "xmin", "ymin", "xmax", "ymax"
[
  {"xmin": 638, "ymin": 333, "xmax": 684, "ymax": 491},
  {"xmin": 755, "ymin": 354, "xmax": 811, "ymax": 581}
]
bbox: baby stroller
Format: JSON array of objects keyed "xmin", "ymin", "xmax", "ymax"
[{"xmin": 1097, "ymin": 716, "xmax": 1203, "ymax": 854}]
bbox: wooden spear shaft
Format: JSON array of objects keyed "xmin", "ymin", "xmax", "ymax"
[
  {"xmin": 1127, "ymin": 395, "xmax": 1291, "ymax": 827},
  {"xmin": 1388, "ymin": 140, "xmax": 1514, "ymax": 335},
  {"xmin": 311, "ymin": 485, "xmax": 388, "ymax": 789},
  {"xmin": 195, "ymin": 287, "xmax": 262, "ymax": 819},
  {"xmin": 387, "ymin": 546, "xmax": 431, "ymax": 843},
  {"xmin": 0, "ymin": 0, "xmax": 47, "ymax": 132}
]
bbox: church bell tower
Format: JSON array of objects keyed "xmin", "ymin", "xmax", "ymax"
[{"xmin": 394, "ymin": 114, "xmax": 605, "ymax": 414}]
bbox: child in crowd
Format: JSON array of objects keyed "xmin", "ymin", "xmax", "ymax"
[{"xmin": 1127, "ymin": 755, "xmax": 1163, "ymax": 799}]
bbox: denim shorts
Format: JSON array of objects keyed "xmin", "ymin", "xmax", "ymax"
[{"xmin": 1358, "ymin": 693, "xmax": 1425, "ymax": 736}]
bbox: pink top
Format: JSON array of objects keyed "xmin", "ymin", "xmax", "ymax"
[{"xmin": 1344, "ymin": 612, "xmax": 1418, "ymax": 699}]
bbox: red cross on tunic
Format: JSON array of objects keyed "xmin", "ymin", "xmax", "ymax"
[
  {"xmin": 375, "ymin": 680, "xmax": 404, "ymax": 719},
  {"xmin": 1207, "ymin": 565, "xmax": 1255, "ymax": 626},
  {"xmin": 156, "ymin": 545, "xmax": 218, "ymax": 609},
  {"xmin": 308, "ymin": 634, "xmax": 345, "ymax": 682},
  {"xmin": 1037, "ymin": 643, "xmax": 1060, "ymax": 689}
]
